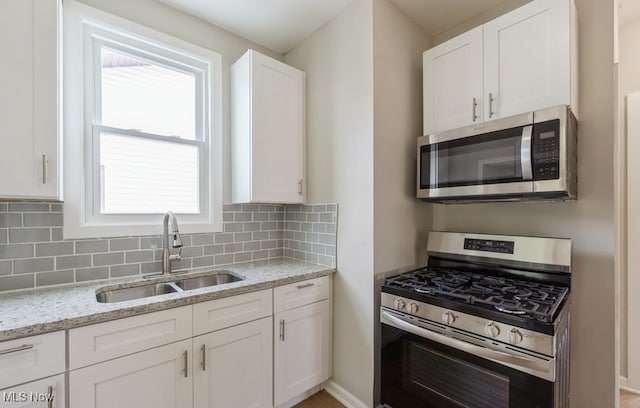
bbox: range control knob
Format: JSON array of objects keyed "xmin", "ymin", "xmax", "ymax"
[
  {"xmin": 485, "ymin": 322, "xmax": 500, "ymax": 338},
  {"xmin": 508, "ymin": 328, "xmax": 524, "ymax": 345},
  {"xmin": 408, "ymin": 302, "xmax": 419, "ymax": 314},
  {"xmin": 394, "ymin": 298, "xmax": 406, "ymax": 310},
  {"xmin": 442, "ymin": 311, "xmax": 456, "ymax": 325}
]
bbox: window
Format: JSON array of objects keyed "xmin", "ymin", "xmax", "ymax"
[{"xmin": 64, "ymin": 1, "xmax": 222, "ymax": 238}]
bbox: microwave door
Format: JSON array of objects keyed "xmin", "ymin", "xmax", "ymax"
[{"xmin": 420, "ymin": 125, "xmax": 534, "ymax": 199}]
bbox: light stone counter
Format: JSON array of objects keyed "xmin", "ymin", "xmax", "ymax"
[{"xmin": 0, "ymin": 258, "xmax": 335, "ymax": 342}]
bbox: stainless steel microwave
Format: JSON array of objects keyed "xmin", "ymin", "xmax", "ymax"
[{"xmin": 417, "ymin": 105, "xmax": 577, "ymax": 203}]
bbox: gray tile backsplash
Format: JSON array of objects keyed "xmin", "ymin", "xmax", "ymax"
[{"xmin": 0, "ymin": 202, "xmax": 337, "ymax": 292}]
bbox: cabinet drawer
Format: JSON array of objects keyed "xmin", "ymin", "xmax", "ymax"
[
  {"xmin": 274, "ymin": 276, "xmax": 329, "ymax": 313},
  {"xmin": 0, "ymin": 374, "xmax": 65, "ymax": 408},
  {"xmin": 0, "ymin": 331, "xmax": 65, "ymax": 390},
  {"xmin": 193, "ymin": 289, "xmax": 272, "ymax": 336},
  {"xmin": 69, "ymin": 306, "xmax": 192, "ymax": 370}
]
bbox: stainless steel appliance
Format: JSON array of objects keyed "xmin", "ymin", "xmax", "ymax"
[
  {"xmin": 417, "ymin": 105, "xmax": 577, "ymax": 202},
  {"xmin": 379, "ymin": 231, "xmax": 571, "ymax": 408}
]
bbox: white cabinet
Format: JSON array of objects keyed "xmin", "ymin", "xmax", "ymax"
[
  {"xmin": 273, "ymin": 277, "xmax": 331, "ymax": 407},
  {"xmin": 423, "ymin": 0, "xmax": 577, "ymax": 134},
  {"xmin": 0, "ymin": 0, "xmax": 61, "ymax": 200},
  {"xmin": 194, "ymin": 317, "xmax": 273, "ymax": 408},
  {"xmin": 0, "ymin": 332, "xmax": 65, "ymax": 390},
  {"xmin": 0, "ymin": 375, "xmax": 65, "ymax": 408},
  {"xmin": 232, "ymin": 49, "xmax": 306, "ymax": 204},
  {"xmin": 423, "ymin": 27, "xmax": 484, "ymax": 133},
  {"xmin": 69, "ymin": 340, "xmax": 193, "ymax": 408}
]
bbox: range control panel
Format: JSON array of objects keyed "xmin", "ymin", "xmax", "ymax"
[
  {"xmin": 532, "ymin": 119, "xmax": 560, "ymax": 180},
  {"xmin": 464, "ymin": 238, "xmax": 515, "ymax": 254}
]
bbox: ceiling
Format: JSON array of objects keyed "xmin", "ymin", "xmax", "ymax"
[
  {"xmin": 620, "ymin": 0, "xmax": 640, "ymax": 26},
  {"xmin": 158, "ymin": 0, "xmax": 525, "ymax": 54}
]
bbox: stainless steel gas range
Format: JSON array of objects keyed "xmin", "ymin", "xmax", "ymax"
[{"xmin": 379, "ymin": 231, "xmax": 571, "ymax": 408}]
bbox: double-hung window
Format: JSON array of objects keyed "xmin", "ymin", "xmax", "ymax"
[{"xmin": 64, "ymin": 1, "xmax": 222, "ymax": 238}]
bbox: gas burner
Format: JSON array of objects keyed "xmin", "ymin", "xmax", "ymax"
[
  {"xmin": 494, "ymin": 304, "xmax": 528, "ymax": 315},
  {"xmin": 502, "ymin": 286, "xmax": 533, "ymax": 300}
]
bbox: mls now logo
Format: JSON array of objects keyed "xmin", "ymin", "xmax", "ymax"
[{"xmin": 3, "ymin": 391, "xmax": 54, "ymax": 403}]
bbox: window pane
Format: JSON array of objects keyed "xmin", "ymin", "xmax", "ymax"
[
  {"xmin": 101, "ymin": 47, "xmax": 197, "ymax": 139},
  {"xmin": 99, "ymin": 132, "xmax": 200, "ymax": 214}
]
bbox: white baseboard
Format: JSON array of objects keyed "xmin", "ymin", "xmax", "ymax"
[
  {"xmin": 276, "ymin": 385, "xmax": 322, "ymax": 408},
  {"xmin": 323, "ymin": 380, "xmax": 369, "ymax": 408},
  {"xmin": 620, "ymin": 375, "xmax": 640, "ymax": 394}
]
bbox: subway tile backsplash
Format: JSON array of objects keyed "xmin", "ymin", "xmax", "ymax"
[{"xmin": 0, "ymin": 202, "xmax": 337, "ymax": 292}]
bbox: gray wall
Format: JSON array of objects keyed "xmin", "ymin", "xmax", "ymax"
[{"xmin": 431, "ymin": 0, "xmax": 616, "ymax": 406}]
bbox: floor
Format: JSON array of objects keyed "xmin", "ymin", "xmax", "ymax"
[
  {"xmin": 622, "ymin": 389, "xmax": 640, "ymax": 408},
  {"xmin": 294, "ymin": 391, "xmax": 345, "ymax": 408},
  {"xmin": 297, "ymin": 389, "xmax": 640, "ymax": 407}
]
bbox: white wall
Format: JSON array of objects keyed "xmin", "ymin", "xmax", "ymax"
[
  {"xmin": 76, "ymin": 0, "xmax": 281, "ymax": 204},
  {"xmin": 371, "ymin": 0, "xmax": 432, "ymax": 403},
  {"xmin": 285, "ymin": 0, "xmax": 376, "ymax": 405},
  {"xmin": 431, "ymin": 0, "xmax": 616, "ymax": 406},
  {"xmin": 618, "ymin": 15, "xmax": 640, "ymax": 383}
]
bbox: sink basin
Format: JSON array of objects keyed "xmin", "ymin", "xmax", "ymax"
[
  {"xmin": 95, "ymin": 272, "xmax": 244, "ymax": 303},
  {"xmin": 175, "ymin": 273, "xmax": 242, "ymax": 290},
  {"xmin": 96, "ymin": 283, "xmax": 178, "ymax": 303}
]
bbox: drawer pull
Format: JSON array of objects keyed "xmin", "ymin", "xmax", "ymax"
[
  {"xmin": 47, "ymin": 385, "xmax": 53, "ymax": 408},
  {"xmin": 183, "ymin": 350, "xmax": 188, "ymax": 378},
  {"xmin": 200, "ymin": 344, "xmax": 206, "ymax": 371},
  {"xmin": 296, "ymin": 283, "xmax": 314, "ymax": 290},
  {"xmin": 0, "ymin": 343, "xmax": 33, "ymax": 356}
]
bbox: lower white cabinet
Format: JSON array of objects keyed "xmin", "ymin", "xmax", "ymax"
[
  {"xmin": 194, "ymin": 317, "xmax": 273, "ymax": 408},
  {"xmin": 0, "ymin": 374, "xmax": 65, "ymax": 408},
  {"xmin": 69, "ymin": 340, "xmax": 193, "ymax": 408},
  {"xmin": 274, "ymin": 300, "xmax": 330, "ymax": 406}
]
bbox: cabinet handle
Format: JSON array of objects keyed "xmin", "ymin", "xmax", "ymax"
[
  {"xmin": 472, "ymin": 98, "xmax": 478, "ymax": 122},
  {"xmin": 200, "ymin": 344, "xmax": 206, "ymax": 371},
  {"xmin": 182, "ymin": 350, "xmax": 188, "ymax": 378},
  {"xmin": 47, "ymin": 385, "xmax": 53, "ymax": 408},
  {"xmin": 298, "ymin": 180, "xmax": 303, "ymax": 196},
  {"xmin": 42, "ymin": 154, "xmax": 48, "ymax": 184},
  {"xmin": 488, "ymin": 93, "xmax": 495, "ymax": 118},
  {"xmin": 0, "ymin": 343, "xmax": 33, "ymax": 356},
  {"xmin": 279, "ymin": 319, "xmax": 285, "ymax": 341},
  {"xmin": 296, "ymin": 283, "xmax": 314, "ymax": 290}
]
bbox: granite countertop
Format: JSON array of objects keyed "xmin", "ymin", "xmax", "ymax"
[{"xmin": 0, "ymin": 258, "xmax": 335, "ymax": 342}]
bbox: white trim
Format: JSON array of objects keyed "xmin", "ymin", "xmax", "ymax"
[
  {"xmin": 620, "ymin": 375, "xmax": 640, "ymax": 395},
  {"xmin": 323, "ymin": 380, "xmax": 369, "ymax": 408},
  {"xmin": 63, "ymin": 0, "xmax": 223, "ymax": 239},
  {"xmin": 274, "ymin": 385, "xmax": 321, "ymax": 408}
]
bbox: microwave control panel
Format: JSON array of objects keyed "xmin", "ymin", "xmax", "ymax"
[{"xmin": 532, "ymin": 119, "xmax": 560, "ymax": 180}]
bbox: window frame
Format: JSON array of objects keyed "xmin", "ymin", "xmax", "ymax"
[{"xmin": 63, "ymin": 0, "xmax": 223, "ymax": 238}]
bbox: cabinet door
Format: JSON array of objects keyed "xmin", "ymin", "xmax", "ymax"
[
  {"xmin": 69, "ymin": 340, "xmax": 193, "ymax": 408},
  {"xmin": 0, "ymin": 374, "xmax": 65, "ymax": 408},
  {"xmin": 194, "ymin": 317, "xmax": 272, "ymax": 408},
  {"xmin": 483, "ymin": 0, "xmax": 571, "ymax": 121},
  {"xmin": 423, "ymin": 26, "xmax": 483, "ymax": 134},
  {"xmin": 274, "ymin": 300, "xmax": 330, "ymax": 406},
  {"xmin": 0, "ymin": 0, "xmax": 60, "ymax": 199}
]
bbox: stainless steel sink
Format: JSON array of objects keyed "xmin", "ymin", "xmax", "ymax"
[
  {"xmin": 95, "ymin": 271, "xmax": 243, "ymax": 303},
  {"xmin": 174, "ymin": 273, "xmax": 242, "ymax": 290},
  {"xmin": 96, "ymin": 283, "xmax": 178, "ymax": 303}
]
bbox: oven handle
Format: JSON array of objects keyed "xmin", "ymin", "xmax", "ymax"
[{"xmin": 381, "ymin": 310, "xmax": 553, "ymax": 380}]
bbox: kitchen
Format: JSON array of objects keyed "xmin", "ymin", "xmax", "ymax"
[{"xmin": 0, "ymin": 0, "xmax": 622, "ymax": 407}]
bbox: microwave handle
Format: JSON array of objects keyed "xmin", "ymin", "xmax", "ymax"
[{"xmin": 521, "ymin": 125, "xmax": 533, "ymax": 181}]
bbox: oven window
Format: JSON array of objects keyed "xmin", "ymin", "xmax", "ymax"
[
  {"xmin": 405, "ymin": 341, "xmax": 509, "ymax": 408},
  {"xmin": 420, "ymin": 126, "xmax": 525, "ymax": 189},
  {"xmin": 380, "ymin": 325, "xmax": 555, "ymax": 408}
]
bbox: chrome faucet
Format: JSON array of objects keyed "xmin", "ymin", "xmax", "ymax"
[{"xmin": 162, "ymin": 211, "xmax": 183, "ymax": 275}]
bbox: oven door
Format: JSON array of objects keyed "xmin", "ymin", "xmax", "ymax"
[
  {"xmin": 417, "ymin": 121, "xmax": 534, "ymax": 201},
  {"xmin": 380, "ymin": 310, "xmax": 554, "ymax": 408}
]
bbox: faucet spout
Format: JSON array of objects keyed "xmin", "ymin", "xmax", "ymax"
[{"xmin": 162, "ymin": 211, "xmax": 183, "ymax": 275}]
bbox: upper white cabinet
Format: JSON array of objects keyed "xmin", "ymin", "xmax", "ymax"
[
  {"xmin": 0, "ymin": 0, "xmax": 61, "ymax": 200},
  {"xmin": 423, "ymin": 0, "xmax": 577, "ymax": 134},
  {"xmin": 232, "ymin": 49, "xmax": 306, "ymax": 204}
]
